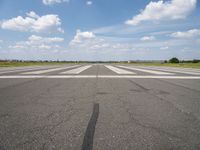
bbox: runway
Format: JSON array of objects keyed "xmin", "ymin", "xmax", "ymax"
[
  {"xmin": 0, "ymin": 64, "xmax": 200, "ymax": 149},
  {"xmin": 1, "ymin": 64, "xmax": 200, "ymax": 78}
]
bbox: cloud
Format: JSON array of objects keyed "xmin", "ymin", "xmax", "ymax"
[
  {"xmin": 9, "ymin": 35, "xmax": 64, "ymax": 50},
  {"xmin": 38, "ymin": 44, "xmax": 51, "ymax": 49},
  {"xmin": 26, "ymin": 11, "xmax": 39, "ymax": 19},
  {"xmin": 160, "ymin": 46, "xmax": 169, "ymax": 50},
  {"xmin": 125, "ymin": 0, "xmax": 197, "ymax": 25},
  {"xmin": 69, "ymin": 30, "xmax": 137, "ymax": 52},
  {"xmin": 28, "ymin": 35, "xmax": 64, "ymax": 43},
  {"xmin": 140, "ymin": 36, "xmax": 155, "ymax": 41},
  {"xmin": 70, "ymin": 30, "xmax": 96, "ymax": 45},
  {"xmin": 1, "ymin": 11, "xmax": 64, "ymax": 33},
  {"xmin": 86, "ymin": 1, "xmax": 92, "ymax": 5},
  {"xmin": 9, "ymin": 45, "xmax": 26, "ymax": 49},
  {"xmin": 69, "ymin": 30, "xmax": 196, "ymax": 55},
  {"xmin": 5, "ymin": 32, "xmax": 199, "ymax": 60},
  {"xmin": 42, "ymin": 0, "xmax": 69, "ymax": 5},
  {"xmin": 171, "ymin": 29, "xmax": 200, "ymax": 38}
]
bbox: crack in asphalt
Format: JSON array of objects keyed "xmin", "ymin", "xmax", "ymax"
[
  {"xmin": 109, "ymin": 79, "xmax": 187, "ymax": 142},
  {"xmin": 129, "ymin": 79, "xmax": 200, "ymax": 122},
  {"xmin": 157, "ymin": 78, "xmax": 200, "ymax": 93}
]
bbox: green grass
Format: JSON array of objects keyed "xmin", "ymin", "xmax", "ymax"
[
  {"xmin": 128, "ymin": 62, "xmax": 200, "ymax": 68},
  {"xmin": 0, "ymin": 61, "xmax": 76, "ymax": 67},
  {"xmin": 1, "ymin": 61, "xmax": 200, "ymax": 69}
]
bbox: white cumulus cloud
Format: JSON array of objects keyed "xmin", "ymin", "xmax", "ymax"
[
  {"xmin": 26, "ymin": 11, "xmax": 39, "ymax": 19},
  {"xmin": 69, "ymin": 30, "xmax": 136, "ymax": 52},
  {"xmin": 9, "ymin": 35, "xmax": 64, "ymax": 50},
  {"xmin": 1, "ymin": 11, "xmax": 64, "ymax": 33},
  {"xmin": 140, "ymin": 36, "xmax": 155, "ymax": 41},
  {"xmin": 42, "ymin": 0, "xmax": 69, "ymax": 5},
  {"xmin": 70, "ymin": 30, "xmax": 96, "ymax": 45},
  {"xmin": 28, "ymin": 35, "xmax": 64, "ymax": 43},
  {"xmin": 126, "ymin": 0, "xmax": 197, "ymax": 25},
  {"xmin": 171, "ymin": 29, "xmax": 200, "ymax": 38}
]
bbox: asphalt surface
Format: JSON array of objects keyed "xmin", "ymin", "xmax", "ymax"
[{"xmin": 0, "ymin": 64, "xmax": 200, "ymax": 150}]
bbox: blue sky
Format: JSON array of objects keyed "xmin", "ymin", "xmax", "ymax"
[{"xmin": 0, "ymin": 0, "xmax": 200, "ymax": 61}]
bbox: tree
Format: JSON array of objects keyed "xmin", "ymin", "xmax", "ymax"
[
  {"xmin": 164, "ymin": 60, "xmax": 168, "ymax": 63},
  {"xmin": 192, "ymin": 59, "xmax": 200, "ymax": 63},
  {"xmin": 169, "ymin": 57, "xmax": 179, "ymax": 63}
]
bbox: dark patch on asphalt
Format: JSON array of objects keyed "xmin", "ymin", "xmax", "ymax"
[
  {"xmin": 157, "ymin": 78, "xmax": 200, "ymax": 93},
  {"xmin": 129, "ymin": 89, "xmax": 143, "ymax": 92},
  {"xmin": 0, "ymin": 113, "xmax": 10, "ymax": 119},
  {"xmin": 158, "ymin": 90, "xmax": 170, "ymax": 95},
  {"xmin": 0, "ymin": 78, "xmax": 41, "ymax": 91},
  {"xmin": 128, "ymin": 79, "xmax": 149, "ymax": 92},
  {"xmin": 97, "ymin": 92, "xmax": 109, "ymax": 95},
  {"xmin": 0, "ymin": 145, "xmax": 6, "ymax": 150},
  {"xmin": 81, "ymin": 103, "xmax": 99, "ymax": 150}
]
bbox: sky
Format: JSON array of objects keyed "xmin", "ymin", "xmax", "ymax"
[{"xmin": 0, "ymin": 0, "xmax": 200, "ymax": 61}]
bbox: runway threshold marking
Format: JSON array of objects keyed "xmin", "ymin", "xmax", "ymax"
[
  {"xmin": 0, "ymin": 75, "xmax": 200, "ymax": 79},
  {"xmin": 0, "ymin": 66, "xmax": 55, "ymax": 75},
  {"xmin": 81, "ymin": 103, "xmax": 99, "ymax": 150},
  {"xmin": 105, "ymin": 65, "xmax": 135, "ymax": 74},
  {"xmin": 21, "ymin": 65, "xmax": 80, "ymax": 74},
  {"xmin": 119, "ymin": 66, "xmax": 174, "ymax": 75},
  {"xmin": 60, "ymin": 65, "xmax": 92, "ymax": 74},
  {"xmin": 140, "ymin": 66, "xmax": 200, "ymax": 75},
  {"xmin": 150, "ymin": 66, "xmax": 200, "ymax": 73}
]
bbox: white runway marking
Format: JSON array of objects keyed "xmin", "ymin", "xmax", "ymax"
[
  {"xmin": 140, "ymin": 66, "xmax": 200, "ymax": 75},
  {"xmin": 105, "ymin": 65, "xmax": 135, "ymax": 74},
  {"xmin": 0, "ymin": 75, "xmax": 200, "ymax": 79},
  {"xmin": 119, "ymin": 66, "xmax": 174, "ymax": 75},
  {"xmin": 160, "ymin": 67, "xmax": 200, "ymax": 73},
  {"xmin": 0, "ymin": 66, "xmax": 56, "ymax": 74},
  {"xmin": 22, "ymin": 65, "xmax": 80, "ymax": 74},
  {"xmin": 149, "ymin": 66, "xmax": 200, "ymax": 73},
  {"xmin": 60, "ymin": 65, "xmax": 92, "ymax": 74}
]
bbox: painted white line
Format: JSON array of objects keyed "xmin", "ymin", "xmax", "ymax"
[
  {"xmin": 0, "ymin": 66, "xmax": 49, "ymax": 71},
  {"xmin": 0, "ymin": 66, "xmax": 57, "ymax": 74},
  {"xmin": 0, "ymin": 75, "xmax": 96, "ymax": 79},
  {"xmin": 140, "ymin": 66, "xmax": 200, "ymax": 75},
  {"xmin": 60, "ymin": 65, "xmax": 92, "ymax": 74},
  {"xmin": 119, "ymin": 66, "xmax": 174, "ymax": 75},
  {"xmin": 105, "ymin": 65, "xmax": 135, "ymax": 74},
  {"xmin": 156, "ymin": 67, "xmax": 200, "ymax": 73},
  {"xmin": 22, "ymin": 65, "xmax": 80, "ymax": 74},
  {"xmin": 150, "ymin": 66, "xmax": 200, "ymax": 73},
  {"xmin": 0, "ymin": 75, "xmax": 200, "ymax": 79},
  {"xmin": 98, "ymin": 76, "xmax": 200, "ymax": 79}
]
